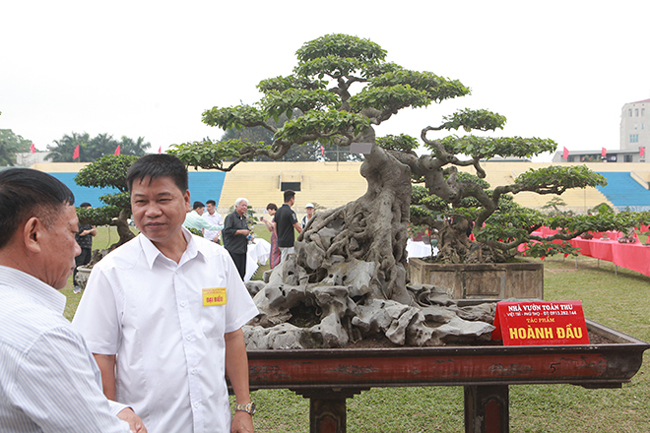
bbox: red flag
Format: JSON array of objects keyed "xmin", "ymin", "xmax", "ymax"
[
  {"xmin": 601, "ymin": 147, "xmax": 607, "ymax": 157},
  {"xmin": 73, "ymin": 144, "xmax": 80, "ymax": 159},
  {"xmin": 114, "ymin": 144, "xmax": 121, "ymax": 155},
  {"xmin": 158, "ymin": 146, "xmax": 162, "ymax": 154},
  {"xmin": 320, "ymin": 145, "xmax": 325, "ymax": 156},
  {"xmin": 30, "ymin": 143, "xmax": 36, "ymax": 154},
  {"xmin": 562, "ymin": 147, "xmax": 569, "ymax": 160},
  {"xmin": 641, "ymin": 146, "xmax": 645, "ymax": 157}
]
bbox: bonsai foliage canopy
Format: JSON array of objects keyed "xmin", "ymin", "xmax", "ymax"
[
  {"xmin": 74, "ymin": 154, "xmax": 139, "ymax": 249},
  {"xmin": 169, "ymin": 34, "xmax": 637, "ymax": 298}
]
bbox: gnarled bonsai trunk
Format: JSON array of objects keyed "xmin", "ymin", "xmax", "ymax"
[
  {"xmin": 115, "ymin": 208, "xmax": 135, "ymax": 247},
  {"xmin": 297, "ymin": 134, "xmax": 412, "ymax": 303}
]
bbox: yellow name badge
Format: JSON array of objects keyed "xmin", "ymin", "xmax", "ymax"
[{"xmin": 202, "ymin": 288, "xmax": 227, "ymax": 306}]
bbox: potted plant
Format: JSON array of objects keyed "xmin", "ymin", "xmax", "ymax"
[{"xmin": 73, "ymin": 155, "xmax": 139, "ymax": 287}]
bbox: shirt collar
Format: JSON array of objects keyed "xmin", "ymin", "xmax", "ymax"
[
  {"xmin": 0, "ymin": 265, "xmax": 66, "ymax": 314},
  {"xmin": 138, "ymin": 227, "xmax": 205, "ymax": 268}
]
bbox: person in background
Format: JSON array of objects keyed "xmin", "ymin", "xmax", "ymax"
[
  {"xmin": 222, "ymin": 198, "xmax": 251, "ymax": 280},
  {"xmin": 274, "ymin": 190, "xmax": 302, "ymax": 261},
  {"xmin": 301, "ymin": 203, "xmax": 315, "ymax": 229},
  {"xmin": 73, "ymin": 202, "xmax": 97, "ymax": 293},
  {"xmin": 182, "ymin": 200, "xmax": 223, "ymax": 235},
  {"xmin": 203, "ymin": 199, "xmax": 223, "ymax": 244},
  {"xmin": 262, "ymin": 203, "xmax": 281, "ymax": 269},
  {"xmin": 0, "ymin": 168, "xmax": 146, "ymax": 433},
  {"xmin": 72, "ymin": 155, "xmax": 258, "ymax": 433}
]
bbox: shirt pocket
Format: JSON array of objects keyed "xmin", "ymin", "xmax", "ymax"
[{"xmin": 200, "ymin": 304, "xmax": 226, "ymax": 339}]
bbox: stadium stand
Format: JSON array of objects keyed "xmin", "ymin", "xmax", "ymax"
[
  {"xmin": 595, "ymin": 172, "xmax": 650, "ymax": 211},
  {"xmin": 33, "ymin": 162, "xmax": 226, "ymax": 210},
  {"xmin": 29, "ymin": 160, "xmax": 650, "ymax": 218},
  {"xmin": 217, "ymin": 161, "xmax": 366, "ymax": 216}
]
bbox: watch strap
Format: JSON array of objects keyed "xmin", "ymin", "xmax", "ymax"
[{"xmin": 235, "ymin": 402, "xmax": 256, "ymax": 415}]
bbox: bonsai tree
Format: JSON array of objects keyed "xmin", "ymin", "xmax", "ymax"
[
  {"xmin": 542, "ymin": 197, "xmax": 570, "ymax": 216},
  {"xmin": 410, "ymin": 174, "xmax": 650, "ymax": 263},
  {"xmin": 74, "ymin": 155, "xmax": 139, "ymax": 252},
  {"xmin": 169, "ymin": 34, "xmax": 635, "ymax": 300}
]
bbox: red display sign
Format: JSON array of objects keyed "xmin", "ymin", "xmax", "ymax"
[{"xmin": 492, "ymin": 301, "xmax": 589, "ymax": 346}]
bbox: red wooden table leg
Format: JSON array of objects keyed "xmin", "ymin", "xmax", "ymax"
[
  {"xmin": 464, "ymin": 385, "xmax": 509, "ymax": 433},
  {"xmin": 292, "ymin": 388, "xmax": 369, "ymax": 433}
]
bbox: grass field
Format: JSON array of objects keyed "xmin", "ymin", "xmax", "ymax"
[{"xmin": 62, "ymin": 227, "xmax": 650, "ymax": 432}]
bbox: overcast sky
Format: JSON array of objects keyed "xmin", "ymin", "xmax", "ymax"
[{"xmin": 2, "ymin": 1, "xmax": 649, "ymax": 161}]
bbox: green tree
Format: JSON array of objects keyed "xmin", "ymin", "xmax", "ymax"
[
  {"xmin": 118, "ymin": 136, "xmax": 151, "ymax": 156},
  {"xmin": 169, "ymin": 34, "xmax": 632, "ymax": 300},
  {"xmin": 46, "ymin": 132, "xmax": 91, "ymax": 162},
  {"xmin": 541, "ymin": 197, "xmax": 570, "ymax": 217},
  {"xmin": 0, "ymin": 129, "xmax": 32, "ymax": 166},
  {"xmin": 47, "ymin": 132, "xmax": 151, "ymax": 162},
  {"xmin": 87, "ymin": 133, "xmax": 119, "ymax": 160},
  {"xmin": 74, "ymin": 155, "xmax": 139, "ymax": 252}
]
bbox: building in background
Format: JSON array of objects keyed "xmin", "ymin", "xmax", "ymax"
[
  {"xmin": 553, "ymin": 148, "xmax": 642, "ymax": 163},
  {"xmin": 620, "ymin": 98, "xmax": 649, "ymax": 155},
  {"xmin": 553, "ymin": 98, "xmax": 650, "ymax": 163},
  {"xmin": 14, "ymin": 151, "xmax": 51, "ymax": 166}
]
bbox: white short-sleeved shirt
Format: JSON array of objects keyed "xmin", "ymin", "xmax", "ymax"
[
  {"xmin": 202, "ymin": 211, "xmax": 224, "ymax": 242},
  {"xmin": 72, "ymin": 229, "xmax": 259, "ymax": 433}
]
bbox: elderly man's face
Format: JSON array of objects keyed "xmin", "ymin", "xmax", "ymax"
[
  {"xmin": 40, "ymin": 204, "xmax": 81, "ymax": 290},
  {"xmin": 236, "ymin": 200, "xmax": 248, "ymax": 216}
]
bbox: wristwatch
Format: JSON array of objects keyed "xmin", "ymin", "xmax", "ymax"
[{"xmin": 235, "ymin": 402, "xmax": 256, "ymax": 416}]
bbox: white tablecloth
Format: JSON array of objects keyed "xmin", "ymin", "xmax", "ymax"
[
  {"xmin": 244, "ymin": 239, "xmax": 271, "ymax": 281},
  {"xmin": 406, "ymin": 239, "xmax": 438, "ymax": 261}
]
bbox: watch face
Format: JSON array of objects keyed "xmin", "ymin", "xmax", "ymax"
[{"xmin": 250, "ymin": 402, "xmax": 256, "ymax": 415}]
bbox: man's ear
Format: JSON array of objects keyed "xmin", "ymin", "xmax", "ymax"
[
  {"xmin": 22, "ymin": 216, "xmax": 43, "ymax": 254},
  {"xmin": 184, "ymin": 190, "xmax": 191, "ymax": 212}
]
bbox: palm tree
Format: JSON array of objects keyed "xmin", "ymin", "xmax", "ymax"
[
  {"xmin": 47, "ymin": 132, "xmax": 153, "ymax": 162},
  {"xmin": 119, "ymin": 136, "xmax": 151, "ymax": 156},
  {"xmin": 46, "ymin": 132, "xmax": 91, "ymax": 162},
  {"xmin": 87, "ymin": 133, "xmax": 119, "ymax": 160}
]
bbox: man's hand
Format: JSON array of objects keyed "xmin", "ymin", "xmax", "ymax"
[
  {"xmin": 231, "ymin": 410, "xmax": 254, "ymax": 433},
  {"xmin": 117, "ymin": 407, "xmax": 147, "ymax": 433}
]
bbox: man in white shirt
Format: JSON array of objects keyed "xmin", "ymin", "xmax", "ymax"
[
  {"xmin": 183, "ymin": 201, "xmax": 223, "ymax": 234},
  {"xmin": 203, "ymin": 199, "xmax": 224, "ymax": 244},
  {"xmin": 0, "ymin": 168, "xmax": 145, "ymax": 433},
  {"xmin": 73, "ymin": 154, "xmax": 259, "ymax": 433}
]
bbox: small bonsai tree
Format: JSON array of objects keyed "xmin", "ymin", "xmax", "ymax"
[
  {"xmin": 542, "ymin": 197, "xmax": 570, "ymax": 216},
  {"xmin": 74, "ymin": 155, "xmax": 139, "ymax": 252}
]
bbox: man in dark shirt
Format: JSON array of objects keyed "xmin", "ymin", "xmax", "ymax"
[
  {"xmin": 222, "ymin": 197, "xmax": 250, "ymax": 280},
  {"xmin": 73, "ymin": 202, "xmax": 97, "ymax": 293},
  {"xmin": 274, "ymin": 190, "xmax": 302, "ymax": 261}
]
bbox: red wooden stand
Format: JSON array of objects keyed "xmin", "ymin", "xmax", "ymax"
[{"xmin": 244, "ymin": 320, "xmax": 648, "ymax": 432}]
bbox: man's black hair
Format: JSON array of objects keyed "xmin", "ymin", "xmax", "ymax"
[
  {"xmin": 0, "ymin": 168, "xmax": 75, "ymax": 249},
  {"xmin": 192, "ymin": 201, "xmax": 205, "ymax": 210},
  {"xmin": 206, "ymin": 199, "xmax": 216, "ymax": 206},
  {"xmin": 266, "ymin": 203, "xmax": 277, "ymax": 211},
  {"xmin": 79, "ymin": 202, "xmax": 92, "ymax": 208},
  {"xmin": 283, "ymin": 190, "xmax": 295, "ymax": 203},
  {"xmin": 127, "ymin": 154, "xmax": 188, "ymax": 193}
]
